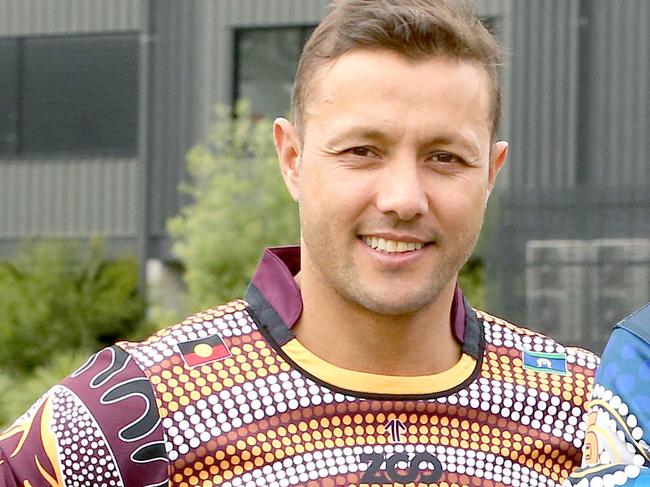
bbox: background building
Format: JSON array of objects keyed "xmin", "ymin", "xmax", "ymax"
[{"xmin": 0, "ymin": 0, "xmax": 648, "ymax": 353}]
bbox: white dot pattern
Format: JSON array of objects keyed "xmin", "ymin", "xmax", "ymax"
[
  {"xmin": 123, "ymin": 303, "xmax": 251, "ymax": 369},
  {"xmin": 481, "ymin": 318, "xmax": 599, "ymax": 372},
  {"xmin": 50, "ymin": 386, "xmax": 123, "ymax": 487},
  {"xmin": 117, "ymin": 303, "xmax": 599, "ymax": 486}
]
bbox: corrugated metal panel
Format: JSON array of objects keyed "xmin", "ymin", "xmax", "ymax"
[
  {"xmin": 148, "ymin": 0, "xmax": 200, "ymax": 238},
  {"xmin": 490, "ymin": 0, "xmax": 650, "ymax": 343},
  {"xmin": 475, "ymin": 0, "xmax": 510, "ymax": 16},
  {"xmin": 583, "ymin": 0, "xmax": 649, "ymax": 188},
  {"xmin": 0, "ymin": 0, "xmax": 144, "ymax": 36},
  {"xmin": 0, "ymin": 158, "xmax": 137, "ymax": 237},
  {"xmin": 506, "ymin": 0, "xmax": 649, "ymax": 193},
  {"xmin": 508, "ymin": 0, "xmax": 580, "ymax": 191}
]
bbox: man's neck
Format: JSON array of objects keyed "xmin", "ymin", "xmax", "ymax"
[{"xmin": 292, "ymin": 270, "xmax": 462, "ymax": 376}]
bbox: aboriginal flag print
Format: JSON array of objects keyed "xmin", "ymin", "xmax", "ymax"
[{"xmin": 177, "ymin": 333, "xmax": 231, "ymax": 367}]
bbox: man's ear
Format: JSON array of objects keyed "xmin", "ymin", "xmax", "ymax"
[
  {"xmin": 273, "ymin": 118, "xmax": 302, "ymax": 202},
  {"xmin": 488, "ymin": 140, "xmax": 509, "ymax": 192}
]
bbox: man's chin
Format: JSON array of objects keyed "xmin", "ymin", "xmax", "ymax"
[{"xmin": 352, "ymin": 291, "xmax": 439, "ymax": 317}]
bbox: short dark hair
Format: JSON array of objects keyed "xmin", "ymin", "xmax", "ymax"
[{"xmin": 292, "ymin": 0, "xmax": 502, "ymax": 139}]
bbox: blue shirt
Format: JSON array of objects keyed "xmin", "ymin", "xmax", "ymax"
[{"xmin": 567, "ymin": 303, "xmax": 650, "ymax": 486}]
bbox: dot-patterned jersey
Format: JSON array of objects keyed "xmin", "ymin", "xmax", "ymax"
[
  {"xmin": 0, "ymin": 246, "xmax": 600, "ymax": 487},
  {"xmin": 566, "ymin": 303, "xmax": 650, "ymax": 487}
]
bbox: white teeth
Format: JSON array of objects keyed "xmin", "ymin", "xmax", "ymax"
[{"xmin": 362, "ymin": 236, "xmax": 424, "ymax": 253}]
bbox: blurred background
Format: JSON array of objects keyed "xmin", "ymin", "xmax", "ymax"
[{"xmin": 0, "ymin": 0, "xmax": 649, "ymax": 425}]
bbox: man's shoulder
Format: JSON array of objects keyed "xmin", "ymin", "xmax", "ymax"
[
  {"xmin": 116, "ymin": 299, "xmax": 261, "ymax": 373},
  {"xmin": 474, "ymin": 308, "xmax": 601, "ymax": 374}
]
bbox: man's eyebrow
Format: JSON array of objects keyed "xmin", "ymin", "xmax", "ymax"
[
  {"xmin": 423, "ymin": 134, "xmax": 482, "ymax": 155},
  {"xmin": 324, "ymin": 127, "xmax": 392, "ymax": 147}
]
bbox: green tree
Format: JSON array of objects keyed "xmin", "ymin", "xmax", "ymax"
[{"xmin": 168, "ymin": 102, "xmax": 299, "ymax": 312}]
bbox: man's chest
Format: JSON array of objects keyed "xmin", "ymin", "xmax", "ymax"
[{"xmin": 160, "ymin": 373, "xmax": 582, "ymax": 487}]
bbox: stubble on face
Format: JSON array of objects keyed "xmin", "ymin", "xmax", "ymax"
[{"xmin": 298, "ymin": 204, "xmax": 484, "ymax": 317}]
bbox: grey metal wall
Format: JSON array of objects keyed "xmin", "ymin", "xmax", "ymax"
[
  {"xmin": 0, "ymin": 158, "xmax": 137, "ymax": 237},
  {"xmin": 147, "ymin": 0, "xmax": 201, "ymax": 257},
  {"xmin": 505, "ymin": 0, "xmax": 650, "ymax": 194},
  {"xmin": 577, "ymin": 0, "xmax": 650, "ymax": 188},
  {"xmin": 0, "ymin": 0, "xmax": 145, "ymax": 250},
  {"xmin": 0, "ymin": 0, "xmax": 144, "ymax": 34},
  {"xmin": 489, "ymin": 0, "xmax": 650, "ymax": 353},
  {"xmin": 507, "ymin": 0, "xmax": 580, "ymax": 192}
]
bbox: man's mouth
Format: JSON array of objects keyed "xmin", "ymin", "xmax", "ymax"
[{"xmin": 361, "ymin": 236, "xmax": 425, "ymax": 254}]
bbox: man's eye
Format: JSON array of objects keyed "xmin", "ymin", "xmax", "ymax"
[
  {"xmin": 431, "ymin": 152, "xmax": 462, "ymax": 164},
  {"xmin": 346, "ymin": 147, "xmax": 375, "ymax": 157}
]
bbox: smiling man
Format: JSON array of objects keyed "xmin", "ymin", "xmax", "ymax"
[
  {"xmin": 275, "ymin": 49, "xmax": 506, "ymax": 379},
  {"xmin": 1, "ymin": 1, "xmax": 599, "ymax": 486}
]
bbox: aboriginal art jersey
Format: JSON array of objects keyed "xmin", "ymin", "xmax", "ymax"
[
  {"xmin": 1, "ymin": 246, "xmax": 600, "ymax": 487},
  {"xmin": 566, "ymin": 303, "xmax": 650, "ymax": 487}
]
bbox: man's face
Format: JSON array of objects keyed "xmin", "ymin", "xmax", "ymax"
[{"xmin": 276, "ymin": 49, "xmax": 507, "ymax": 316}]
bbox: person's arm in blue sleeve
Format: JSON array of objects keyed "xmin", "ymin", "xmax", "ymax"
[{"xmin": 566, "ymin": 303, "xmax": 650, "ymax": 486}]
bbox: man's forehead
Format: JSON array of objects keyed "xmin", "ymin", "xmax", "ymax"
[
  {"xmin": 303, "ymin": 49, "xmax": 491, "ymax": 113},
  {"xmin": 300, "ymin": 49, "xmax": 493, "ymax": 139},
  {"xmin": 301, "ymin": 48, "xmax": 494, "ymax": 139}
]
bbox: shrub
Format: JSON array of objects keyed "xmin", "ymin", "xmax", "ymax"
[
  {"xmin": 168, "ymin": 102, "xmax": 299, "ymax": 312},
  {"xmin": 0, "ymin": 239, "xmax": 145, "ymax": 373},
  {"xmin": 459, "ymin": 257, "xmax": 486, "ymax": 310}
]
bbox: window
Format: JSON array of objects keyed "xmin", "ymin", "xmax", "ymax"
[
  {"xmin": 0, "ymin": 33, "xmax": 138, "ymax": 158},
  {"xmin": 233, "ymin": 26, "xmax": 314, "ymax": 119}
]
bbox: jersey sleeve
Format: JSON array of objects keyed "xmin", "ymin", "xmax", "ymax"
[
  {"xmin": 565, "ymin": 307, "xmax": 650, "ymax": 486},
  {"xmin": 0, "ymin": 346, "xmax": 169, "ymax": 487}
]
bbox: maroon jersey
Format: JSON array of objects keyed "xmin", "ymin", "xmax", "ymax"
[{"xmin": 1, "ymin": 246, "xmax": 599, "ymax": 486}]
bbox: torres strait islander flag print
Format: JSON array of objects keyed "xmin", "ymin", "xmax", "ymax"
[{"xmin": 177, "ymin": 333, "xmax": 231, "ymax": 367}]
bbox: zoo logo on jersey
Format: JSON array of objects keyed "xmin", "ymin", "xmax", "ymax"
[
  {"xmin": 359, "ymin": 451, "xmax": 444, "ymax": 484},
  {"xmin": 358, "ymin": 419, "xmax": 443, "ymax": 484}
]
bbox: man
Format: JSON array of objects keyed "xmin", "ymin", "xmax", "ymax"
[
  {"xmin": 566, "ymin": 303, "xmax": 650, "ymax": 486},
  {"xmin": 1, "ymin": 1, "xmax": 599, "ymax": 486}
]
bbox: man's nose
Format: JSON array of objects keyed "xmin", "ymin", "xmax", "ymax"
[{"xmin": 374, "ymin": 162, "xmax": 429, "ymax": 221}]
